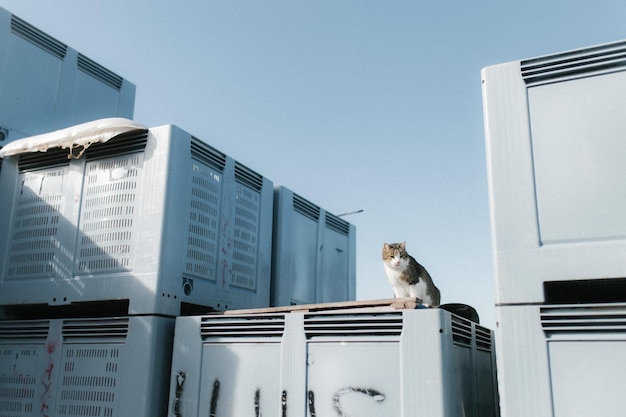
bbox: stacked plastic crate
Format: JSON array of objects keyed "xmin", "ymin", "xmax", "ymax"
[
  {"xmin": 0, "ymin": 119, "xmax": 274, "ymax": 417},
  {"xmin": 482, "ymin": 39, "xmax": 626, "ymax": 417},
  {"xmin": 271, "ymin": 186, "xmax": 356, "ymax": 307},
  {"xmin": 168, "ymin": 305, "xmax": 499, "ymax": 417}
]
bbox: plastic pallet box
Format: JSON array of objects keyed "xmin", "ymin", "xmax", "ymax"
[
  {"xmin": 482, "ymin": 38, "xmax": 626, "ymax": 306},
  {"xmin": 0, "ymin": 315, "xmax": 174, "ymax": 417},
  {"xmin": 271, "ymin": 186, "xmax": 356, "ymax": 306},
  {"xmin": 0, "ymin": 119, "xmax": 274, "ymax": 316},
  {"xmin": 168, "ymin": 306, "xmax": 499, "ymax": 417},
  {"xmin": 0, "ymin": 7, "xmax": 135, "ymax": 145},
  {"xmin": 495, "ymin": 303, "xmax": 626, "ymax": 417},
  {"xmin": 482, "ymin": 38, "xmax": 626, "ymax": 417}
]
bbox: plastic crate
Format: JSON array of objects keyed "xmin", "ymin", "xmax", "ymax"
[
  {"xmin": 0, "ymin": 315, "xmax": 174, "ymax": 417},
  {"xmin": 168, "ymin": 306, "xmax": 499, "ymax": 417},
  {"xmin": 482, "ymin": 39, "xmax": 626, "ymax": 305},
  {"xmin": 0, "ymin": 7, "xmax": 135, "ymax": 145},
  {"xmin": 271, "ymin": 186, "xmax": 356, "ymax": 306},
  {"xmin": 0, "ymin": 120, "xmax": 274, "ymax": 316}
]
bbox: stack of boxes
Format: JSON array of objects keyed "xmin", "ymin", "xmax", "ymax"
[{"xmin": 482, "ymin": 39, "xmax": 626, "ymax": 417}]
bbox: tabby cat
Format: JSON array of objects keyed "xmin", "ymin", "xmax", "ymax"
[{"xmin": 382, "ymin": 242, "xmax": 440, "ymax": 307}]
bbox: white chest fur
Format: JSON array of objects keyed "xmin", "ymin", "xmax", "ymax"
[{"xmin": 384, "ymin": 260, "xmax": 430, "ymax": 300}]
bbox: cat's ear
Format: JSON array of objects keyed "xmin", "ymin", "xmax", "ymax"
[
  {"xmin": 400, "ymin": 241, "xmax": 406, "ymax": 249},
  {"xmin": 383, "ymin": 243, "xmax": 390, "ymax": 250}
]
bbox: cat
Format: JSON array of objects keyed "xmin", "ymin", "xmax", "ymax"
[{"xmin": 382, "ymin": 241, "xmax": 440, "ymax": 307}]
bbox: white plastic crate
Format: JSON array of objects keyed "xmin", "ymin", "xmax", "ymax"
[
  {"xmin": 271, "ymin": 186, "xmax": 356, "ymax": 306},
  {"xmin": 0, "ymin": 119, "xmax": 274, "ymax": 316},
  {"xmin": 495, "ymin": 304, "xmax": 626, "ymax": 417},
  {"xmin": 0, "ymin": 7, "xmax": 135, "ymax": 146},
  {"xmin": 0, "ymin": 315, "xmax": 174, "ymax": 417},
  {"xmin": 481, "ymin": 39, "xmax": 626, "ymax": 305},
  {"xmin": 168, "ymin": 307, "xmax": 499, "ymax": 417}
]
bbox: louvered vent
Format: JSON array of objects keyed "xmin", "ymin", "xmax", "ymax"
[
  {"xmin": 62, "ymin": 318, "xmax": 129, "ymax": 340},
  {"xmin": 304, "ymin": 313, "xmax": 403, "ymax": 338},
  {"xmin": 11, "ymin": 14, "xmax": 67, "ymax": 58},
  {"xmin": 18, "ymin": 147, "xmax": 70, "ymax": 171},
  {"xmin": 235, "ymin": 162, "xmax": 263, "ymax": 192},
  {"xmin": 326, "ymin": 213, "xmax": 350, "ymax": 235},
  {"xmin": 77, "ymin": 53, "xmax": 124, "ymax": 90},
  {"xmin": 85, "ymin": 130, "xmax": 148, "ymax": 160},
  {"xmin": 231, "ymin": 163, "xmax": 263, "ymax": 291},
  {"xmin": 451, "ymin": 315, "xmax": 472, "ymax": 347},
  {"xmin": 541, "ymin": 304, "xmax": 626, "ymax": 334},
  {"xmin": 521, "ymin": 40, "xmax": 626, "ymax": 85},
  {"xmin": 200, "ymin": 315, "xmax": 285, "ymax": 339},
  {"xmin": 0, "ymin": 320, "xmax": 49, "ymax": 340},
  {"xmin": 293, "ymin": 193, "xmax": 320, "ymax": 221},
  {"xmin": 191, "ymin": 138, "xmax": 226, "ymax": 171},
  {"xmin": 186, "ymin": 144, "xmax": 222, "ymax": 281},
  {"xmin": 7, "ymin": 165, "xmax": 69, "ymax": 281},
  {"xmin": 475, "ymin": 325, "xmax": 492, "ymax": 351}
]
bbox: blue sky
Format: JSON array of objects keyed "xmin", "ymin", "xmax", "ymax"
[{"xmin": 2, "ymin": 1, "xmax": 625, "ymax": 329}]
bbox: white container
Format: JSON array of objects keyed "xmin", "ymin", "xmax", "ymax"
[
  {"xmin": 271, "ymin": 186, "xmax": 356, "ymax": 306},
  {"xmin": 482, "ymin": 38, "xmax": 626, "ymax": 417},
  {"xmin": 482, "ymin": 39, "xmax": 626, "ymax": 305},
  {"xmin": 0, "ymin": 7, "xmax": 135, "ymax": 145},
  {"xmin": 168, "ymin": 307, "xmax": 499, "ymax": 417},
  {"xmin": 0, "ymin": 120, "xmax": 274, "ymax": 316},
  {"xmin": 496, "ymin": 304, "xmax": 626, "ymax": 417},
  {"xmin": 0, "ymin": 315, "xmax": 174, "ymax": 417}
]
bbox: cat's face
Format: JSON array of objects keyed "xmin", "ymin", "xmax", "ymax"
[{"xmin": 382, "ymin": 242, "xmax": 408, "ymax": 268}]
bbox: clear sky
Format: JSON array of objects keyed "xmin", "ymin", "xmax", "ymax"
[{"xmin": 2, "ymin": 0, "xmax": 625, "ymax": 329}]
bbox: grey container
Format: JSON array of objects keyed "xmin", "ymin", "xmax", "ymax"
[
  {"xmin": 482, "ymin": 39, "xmax": 626, "ymax": 417},
  {"xmin": 0, "ymin": 120, "xmax": 274, "ymax": 316},
  {"xmin": 0, "ymin": 315, "xmax": 174, "ymax": 417},
  {"xmin": 271, "ymin": 186, "xmax": 356, "ymax": 306},
  {"xmin": 0, "ymin": 7, "xmax": 135, "ymax": 146},
  {"xmin": 168, "ymin": 306, "xmax": 499, "ymax": 417}
]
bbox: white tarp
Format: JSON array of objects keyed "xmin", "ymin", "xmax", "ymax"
[{"xmin": 0, "ymin": 118, "xmax": 147, "ymax": 158}]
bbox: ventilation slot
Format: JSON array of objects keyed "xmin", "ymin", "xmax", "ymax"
[
  {"xmin": 191, "ymin": 138, "xmax": 226, "ymax": 172},
  {"xmin": 544, "ymin": 278, "xmax": 626, "ymax": 305},
  {"xmin": 304, "ymin": 313, "xmax": 403, "ymax": 338},
  {"xmin": 11, "ymin": 14, "xmax": 67, "ymax": 58},
  {"xmin": 0, "ymin": 320, "xmax": 49, "ymax": 341},
  {"xmin": 62, "ymin": 318, "xmax": 129, "ymax": 341},
  {"xmin": 326, "ymin": 213, "xmax": 350, "ymax": 235},
  {"xmin": 451, "ymin": 315, "xmax": 472, "ymax": 347},
  {"xmin": 77, "ymin": 53, "xmax": 124, "ymax": 90},
  {"xmin": 521, "ymin": 40, "xmax": 626, "ymax": 85},
  {"xmin": 200, "ymin": 315, "xmax": 285, "ymax": 339},
  {"xmin": 235, "ymin": 162, "xmax": 264, "ymax": 191},
  {"xmin": 18, "ymin": 147, "xmax": 70, "ymax": 171},
  {"xmin": 293, "ymin": 193, "xmax": 320, "ymax": 221},
  {"xmin": 85, "ymin": 130, "xmax": 148, "ymax": 161},
  {"xmin": 541, "ymin": 304, "xmax": 626, "ymax": 334},
  {"xmin": 475, "ymin": 325, "xmax": 492, "ymax": 351}
]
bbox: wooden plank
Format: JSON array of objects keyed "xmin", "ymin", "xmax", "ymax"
[{"xmin": 210, "ymin": 298, "xmax": 426, "ymax": 316}]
